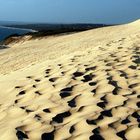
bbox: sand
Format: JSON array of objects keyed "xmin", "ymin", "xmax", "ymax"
[{"xmin": 0, "ymin": 20, "xmax": 140, "ymax": 140}]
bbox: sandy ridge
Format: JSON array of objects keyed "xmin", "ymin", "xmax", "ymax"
[{"xmin": 0, "ymin": 20, "xmax": 140, "ymax": 140}]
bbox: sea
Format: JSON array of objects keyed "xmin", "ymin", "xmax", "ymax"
[{"xmin": 0, "ymin": 26, "xmax": 35, "ymax": 41}]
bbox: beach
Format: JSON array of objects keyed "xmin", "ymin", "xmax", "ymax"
[{"xmin": 0, "ymin": 20, "xmax": 140, "ymax": 140}]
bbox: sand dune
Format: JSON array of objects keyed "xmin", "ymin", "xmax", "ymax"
[{"xmin": 0, "ymin": 20, "xmax": 140, "ymax": 140}]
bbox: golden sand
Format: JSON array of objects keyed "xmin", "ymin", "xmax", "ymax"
[{"xmin": 0, "ymin": 20, "xmax": 140, "ymax": 140}]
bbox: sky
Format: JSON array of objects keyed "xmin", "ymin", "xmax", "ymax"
[{"xmin": 0, "ymin": 0, "xmax": 140, "ymax": 24}]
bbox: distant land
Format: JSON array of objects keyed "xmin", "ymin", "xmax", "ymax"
[{"xmin": 0, "ymin": 21, "xmax": 114, "ymax": 42}]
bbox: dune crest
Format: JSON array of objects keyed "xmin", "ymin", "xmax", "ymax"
[{"xmin": 0, "ymin": 20, "xmax": 140, "ymax": 140}]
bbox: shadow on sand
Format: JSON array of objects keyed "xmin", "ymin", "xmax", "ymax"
[{"xmin": 0, "ymin": 45, "xmax": 9, "ymax": 50}]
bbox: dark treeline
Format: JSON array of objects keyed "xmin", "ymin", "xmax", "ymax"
[
  {"xmin": 6, "ymin": 23, "xmax": 113, "ymax": 37},
  {"xmin": 6, "ymin": 23, "xmax": 111, "ymax": 30},
  {"xmin": 1, "ymin": 23, "xmax": 115, "ymax": 44}
]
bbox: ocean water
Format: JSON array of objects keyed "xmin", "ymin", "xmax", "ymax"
[{"xmin": 0, "ymin": 26, "xmax": 34, "ymax": 41}]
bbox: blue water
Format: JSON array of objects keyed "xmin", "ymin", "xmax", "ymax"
[{"xmin": 0, "ymin": 26, "xmax": 34, "ymax": 41}]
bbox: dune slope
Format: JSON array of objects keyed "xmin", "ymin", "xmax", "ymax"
[{"xmin": 0, "ymin": 20, "xmax": 140, "ymax": 140}]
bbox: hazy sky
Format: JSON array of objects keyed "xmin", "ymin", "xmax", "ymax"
[{"xmin": 0, "ymin": 0, "xmax": 140, "ymax": 24}]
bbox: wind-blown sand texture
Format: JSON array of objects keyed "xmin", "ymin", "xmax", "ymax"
[{"xmin": 0, "ymin": 20, "xmax": 140, "ymax": 140}]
